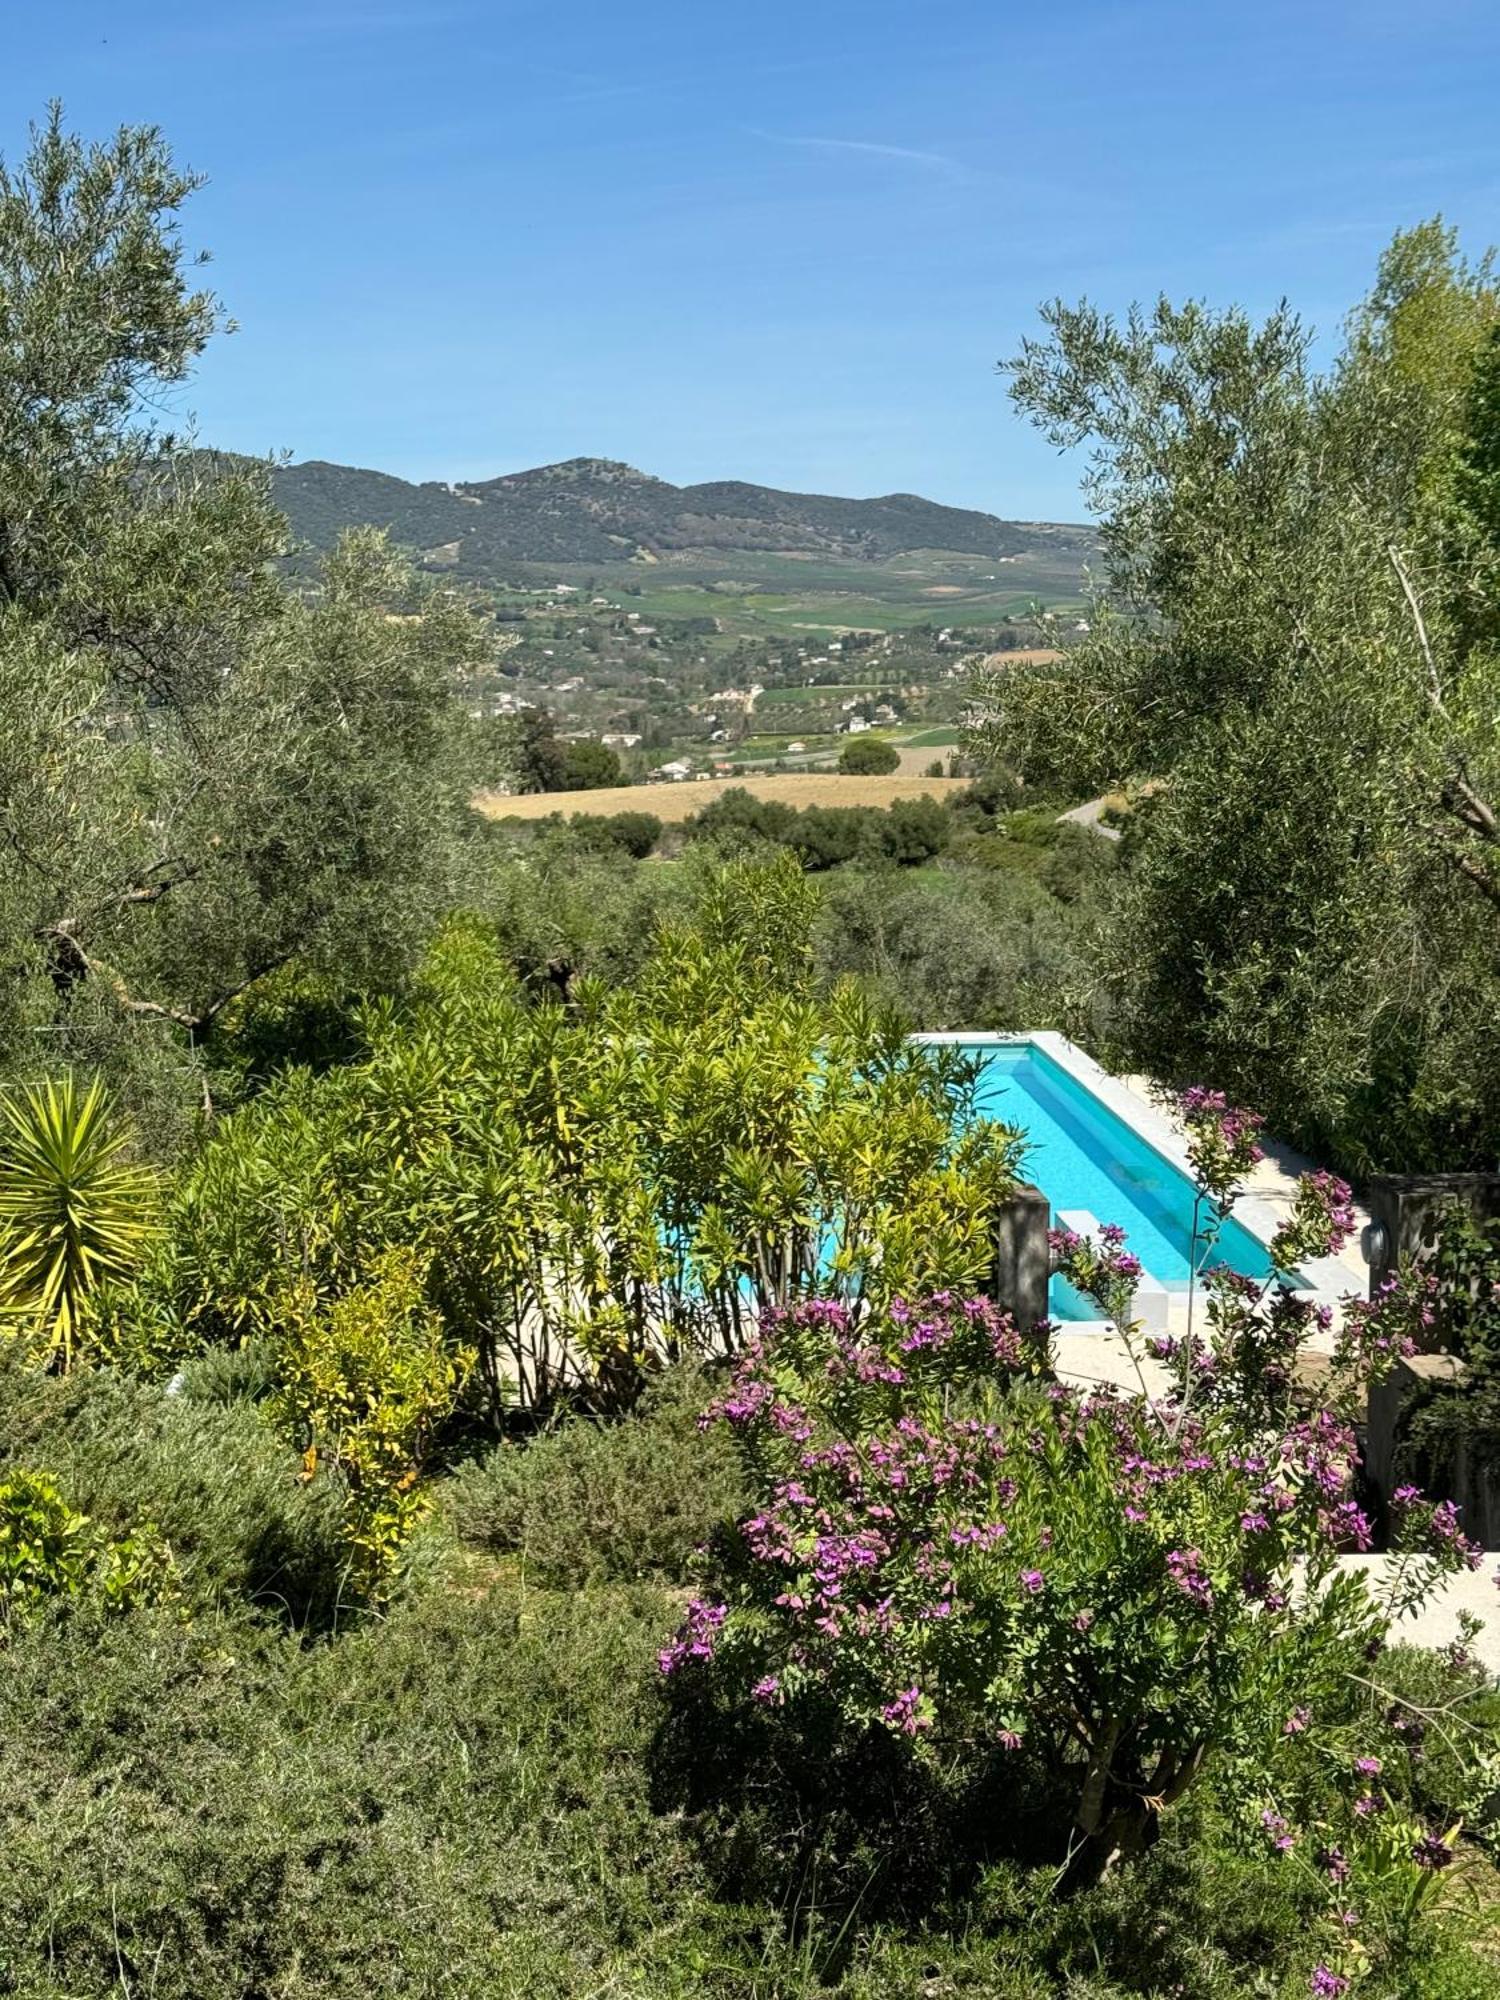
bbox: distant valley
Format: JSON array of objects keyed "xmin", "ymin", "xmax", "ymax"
[{"xmin": 262, "ymin": 453, "xmax": 1095, "ymax": 778}]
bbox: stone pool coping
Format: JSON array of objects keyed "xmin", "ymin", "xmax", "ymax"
[{"xmin": 913, "ymin": 1030, "xmax": 1367, "ymax": 1341}]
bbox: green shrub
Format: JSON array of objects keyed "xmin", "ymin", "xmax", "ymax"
[
  {"xmin": 816, "ymin": 866, "xmax": 1097, "ymax": 1032},
  {"xmin": 175, "ymin": 1335, "xmax": 278, "ymax": 1404},
  {"xmin": 0, "ymin": 1579, "xmax": 707, "ymax": 2000},
  {"xmin": 687, "ymin": 786, "xmax": 801, "ymax": 850},
  {"xmin": 570, "ymin": 808, "xmax": 663, "ymax": 859},
  {"xmin": 0, "ymin": 1468, "xmax": 173, "ymax": 1626},
  {"xmin": 686, "ymin": 789, "xmax": 950, "ymax": 872},
  {"xmin": 837, "ymin": 734, "xmax": 900, "ymax": 775},
  {"xmin": 0, "ymin": 1349, "xmax": 348, "ymax": 1622},
  {"xmin": 150, "ymin": 872, "xmax": 1022, "ymax": 1417},
  {"xmin": 446, "ymin": 1365, "xmax": 746, "ymax": 1585},
  {"xmin": 266, "ymin": 1249, "xmax": 473, "ymax": 1599},
  {"xmin": 0, "ymin": 1075, "xmax": 160, "ymax": 1373}
]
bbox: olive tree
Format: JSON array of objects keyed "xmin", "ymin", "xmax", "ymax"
[
  {"xmin": 0, "ymin": 109, "xmax": 486, "ymax": 1143},
  {"xmin": 969, "ymin": 225, "xmax": 1500, "ymax": 1168}
]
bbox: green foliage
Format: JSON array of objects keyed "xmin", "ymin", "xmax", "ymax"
[
  {"xmin": 973, "ymin": 223, "xmax": 1500, "ymax": 1170},
  {"xmin": 472, "ymin": 826, "xmax": 688, "ymax": 993},
  {"xmin": 838, "ymin": 734, "xmax": 901, "ymax": 775},
  {"xmin": 1397, "ymin": 1203, "xmax": 1500, "ymax": 1480},
  {"xmin": 142, "ymin": 858, "xmax": 1022, "ymax": 1416},
  {"xmin": 0, "ymin": 1574, "xmax": 703, "ymax": 1999},
  {"xmin": 0, "ymin": 1347, "xmax": 349, "ymax": 1621},
  {"xmin": 267, "ymin": 1250, "xmax": 473, "ymax": 1597},
  {"xmin": 686, "ymin": 785, "xmax": 949, "ymax": 872},
  {"xmin": 0, "ymin": 109, "xmax": 488, "ymax": 1145},
  {"xmin": 570, "ymin": 808, "xmax": 662, "ymax": 858},
  {"xmin": 0, "ymin": 1466, "xmax": 172, "ymax": 1626},
  {"xmin": 815, "ymin": 863, "xmax": 1104, "ymax": 1034},
  {"xmin": 562, "ymin": 736, "xmax": 624, "ymax": 789},
  {"xmin": 0, "ymin": 1074, "xmax": 159, "ymax": 1371},
  {"xmin": 447, "ymin": 1366, "xmax": 746, "ymax": 1586},
  {"xmin": 516, "ymin": 703, "xmax": 567, "ymax": 790},
  {"xmin": 0, "ymin": 1339, "xmax": 1491, "ymax": 1997}
]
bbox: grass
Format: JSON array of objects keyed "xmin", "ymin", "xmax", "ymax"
[
  {"xmin": 897, "ymin": 726, "xmax": 960, "ymax": 747},
  {"xmin": 478, "ymin": 774, "xmax": 970, "ymax": 822}
]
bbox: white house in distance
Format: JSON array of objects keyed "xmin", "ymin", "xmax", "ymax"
[{"xmin": 650, "ymin": 758, "xmax": 694, "ymax": 783}]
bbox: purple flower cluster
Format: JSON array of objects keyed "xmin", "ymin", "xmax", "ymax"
[
  {"xmin": 1166, "ymin": 1546, "xmax": 1213, "ymax": 1606},
  {"xmin": 1391, "ymin": 1488, "xmax": 1486, "ymax": 1571},
  {"xmin": 1049, "ymin": 1224, "xmax": 1143, "ymax": 1320},
  {"xmin": 881, "ymin": 1684, "xmax": 928, "ymax": 1735},
  {"xmin": 1318, "ymin": 1843, "xmax": 1350, "ymax": 1884},
  {"xmin": 1412, "ymin": 1831, "xmax": 1455, "ymax": 1870},
  {"xmin": 1271, "ymin": 1169, "xmax": 1358, "ymax": 1267},
  {"xmin": 660, "ymin": 1275, "xmax": 1490, "ymax": 1956},
  {"xmin": 658, "ymin": 1597, "xmax": 726, "ymax": 1676},
  {"xmin": 1178, "ymin": 1086, "xmax": 1266, "ymax": 1200}
]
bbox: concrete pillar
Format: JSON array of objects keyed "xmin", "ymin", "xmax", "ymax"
[
  {"xmin": 990, "ymin": 1183, "xmax": 1051, "ymax": 1335},
  {"xmin": 1366, "ymin": 1350, "xmax": 1500, "ymax": 1548},
  {"xmin": 1365, "ymin": 1173, "xmax": 1500, "ymax": 1307}
]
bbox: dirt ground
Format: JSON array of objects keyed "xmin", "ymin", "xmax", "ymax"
[{"xmin": 476, "ymin": 772, "xmax": 969, "ymax": 822}]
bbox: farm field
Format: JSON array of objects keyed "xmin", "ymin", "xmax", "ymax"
[
  {"xmin": 477, "ymin": 773, "xmax": 969, "ymax": 822},
  {"xmin": 756, "ymin": 679, "xmax": 910, "ymax": 706},
  {"xmin": 535, "ymin": 547, "xmax": 1089, "ymax": 646}
]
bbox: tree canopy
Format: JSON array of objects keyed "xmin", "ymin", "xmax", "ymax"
[
  {"xmin": 838, "ymin": 734, "xmax": 901, "ymax": 775},
  {"xmin": 0, "ymin": 109, "xmax": 486, "ymax": 1145},
  {"xmin": 970, "ymin": 222, "xmax": 1500, "ymax": 1170}
]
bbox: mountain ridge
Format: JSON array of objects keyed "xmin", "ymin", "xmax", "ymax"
[{"xmin": 268, "ymin": 454, "xmax": 1092, "ymax": 575}]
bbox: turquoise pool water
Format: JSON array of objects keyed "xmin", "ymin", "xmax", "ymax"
[{"xmin": 960, "ymin": 1041, "xmax": 1282, "ymax": 1321}]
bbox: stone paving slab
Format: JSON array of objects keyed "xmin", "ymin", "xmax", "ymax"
[{"xmin": 1338, "ymin": 1556, "xmax": 1500, "ymax": 1677}]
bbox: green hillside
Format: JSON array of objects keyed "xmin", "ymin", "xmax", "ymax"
[{"xmin": 269, "ymin": 454, "xmax": 1096, "ymax": 590}]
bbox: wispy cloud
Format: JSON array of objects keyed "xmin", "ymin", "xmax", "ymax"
[{"xmin": 749, "ymin": 128, "xmax": 970, "ymax": 181}]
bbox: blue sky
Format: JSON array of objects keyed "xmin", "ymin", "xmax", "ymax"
[{"xmin": 6, "ymin": 1, "xmax": 1499, "ymax": 517}]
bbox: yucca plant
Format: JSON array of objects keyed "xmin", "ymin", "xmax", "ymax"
[{"xmin": 0, "ymin": 1076, "xmax": 159, "ymax": 1372}]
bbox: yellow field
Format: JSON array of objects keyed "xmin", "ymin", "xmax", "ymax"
[{"xmin": 476, "ymin": 773, "xmax": 969, "ymax": 823}]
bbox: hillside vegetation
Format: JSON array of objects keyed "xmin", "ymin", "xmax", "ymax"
[{"xmin": 271, "ymin": 453, "xmax": 1097, "ymax": 577}]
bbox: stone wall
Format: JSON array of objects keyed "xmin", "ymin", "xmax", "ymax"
[
  {"xmin": 1364, "ymin": 1172, "xmax": 1500, "ymax": 1311},
  {"xmin": 1364, "ymin": 1173, "xmax": 1500, "ymax": 1548}
]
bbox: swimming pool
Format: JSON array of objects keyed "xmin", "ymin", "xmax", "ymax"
[{"xmin": 943, "ymin": 1037, "xmax": 1287, "ymax": 1321}]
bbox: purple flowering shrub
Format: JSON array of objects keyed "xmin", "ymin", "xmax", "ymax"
[
  {"xmin": 1177, "ymin": 1086, "xmax": 1267, "ymax": 1207},
  {"xmin": 659, "ymin": 1287, "xmax": 1482, "ymax": 1897},
  {"xmin": 663, "ymin": 1080, "xmax": 1498, "ymax": 1958},
  {"xmin": 1046, "ymin": 1221, "xmax": 1142, "ymax": 1331},
  {"xmin": 1255, "ymin": 1685, "xmax": 1492, "ymax": 1995}
]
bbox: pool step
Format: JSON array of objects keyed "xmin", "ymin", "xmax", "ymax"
[{"xmin": 1057, "ymin": 1210, "xmax": 1170, "ymax": 1333}]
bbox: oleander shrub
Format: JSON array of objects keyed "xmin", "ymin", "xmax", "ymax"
[{"xmin": 145, "ymin": 860, "xmax": 1022, "ymax": 1417}]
